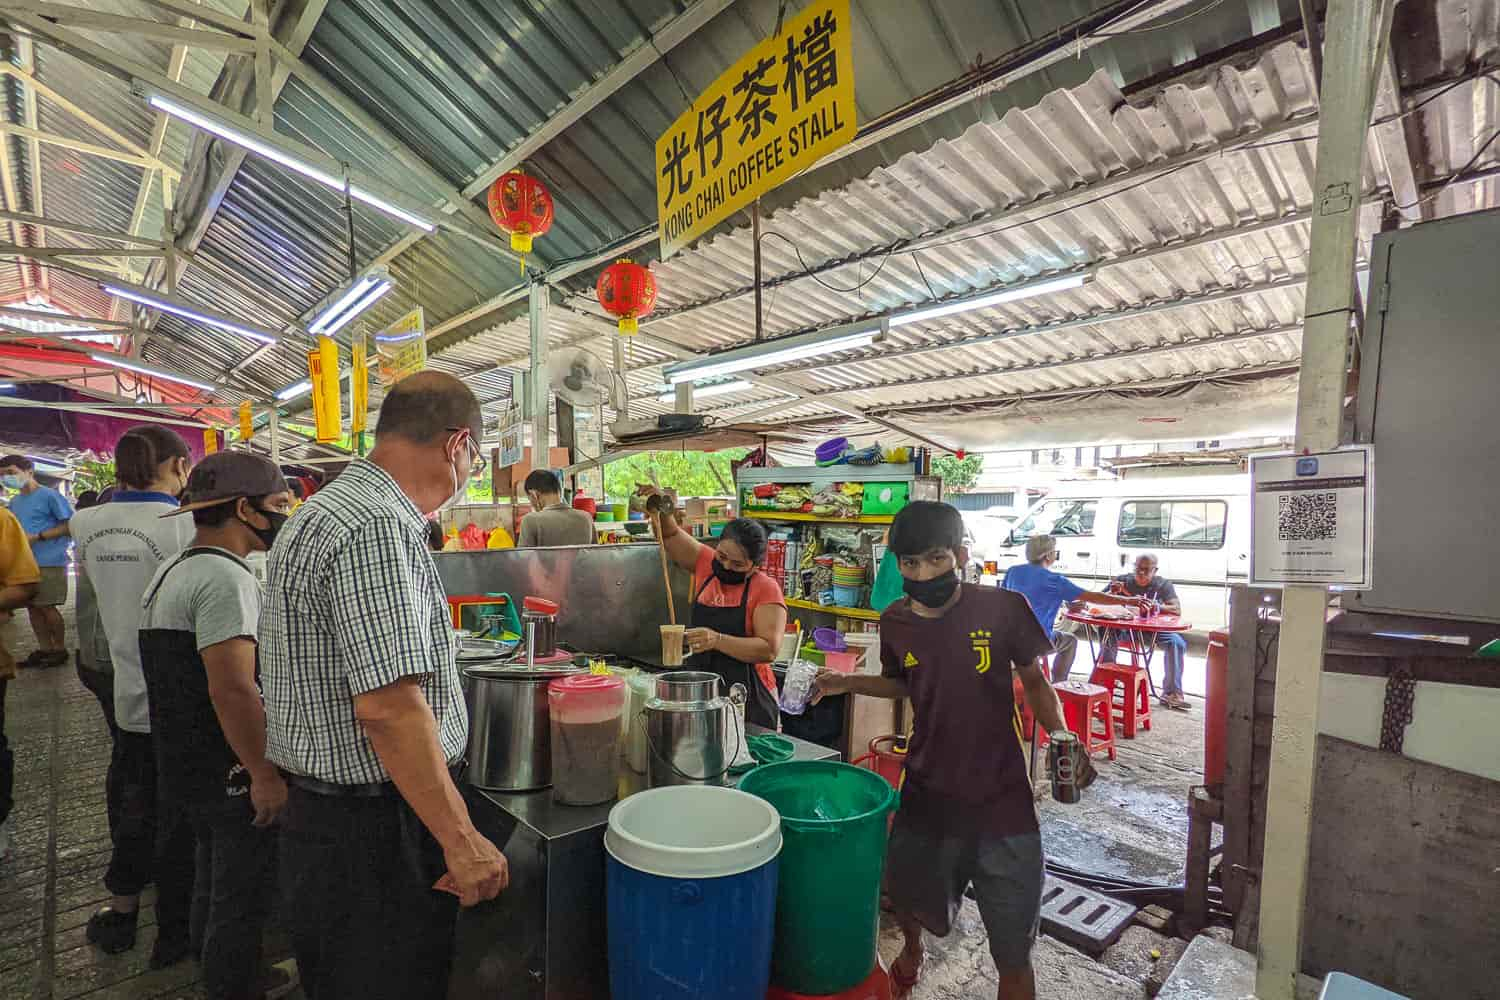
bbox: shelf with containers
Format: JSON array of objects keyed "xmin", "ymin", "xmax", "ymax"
[{"xmin": 735, "ymin": 463, "xmax": 941, "ymax": 617}]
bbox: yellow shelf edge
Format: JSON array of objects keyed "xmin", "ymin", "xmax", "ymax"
[
  {"xmin": 743, "ymin": 511, "xmax": 894, "ymax": 525},
  {"xmin": 784, "ymin": 597, "xmax": 881, "ymax": 621}
]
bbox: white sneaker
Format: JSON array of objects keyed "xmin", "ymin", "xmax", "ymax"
[{"xmin": 0, "ymin": 815, "xmax": 14, "ymax": 861}]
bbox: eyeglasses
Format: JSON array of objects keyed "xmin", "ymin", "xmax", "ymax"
[{"xmin": 446, "ymin": 427, "xmax": 487, "ymax": 480}]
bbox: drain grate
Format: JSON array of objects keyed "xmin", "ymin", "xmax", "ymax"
[{"xmin": 1038, "ymin": 875, "xmax": 1138, "ymax": 954}]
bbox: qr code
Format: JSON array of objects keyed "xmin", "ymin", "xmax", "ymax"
[{"xmin": 1278, "ymin": 492, "xmax": 1337, "ymax": 540}]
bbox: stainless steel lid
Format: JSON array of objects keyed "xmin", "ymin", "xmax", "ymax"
[{"xmin": 461, "ymin": 662, "xmax": 584, "ymax": 680}]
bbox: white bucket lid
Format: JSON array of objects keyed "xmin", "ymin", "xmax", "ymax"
[{"xmin": 605, "ymin": 786, "xmax": 782, "ymax": 879}]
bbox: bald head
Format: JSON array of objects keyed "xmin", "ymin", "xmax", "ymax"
[{"xmin": 375, "ymin": 371, "xmax": 482, "ymax": 444}]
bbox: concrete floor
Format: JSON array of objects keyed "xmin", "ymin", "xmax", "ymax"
[
  {"xmin": 3, "ymin": 597, "xmax": 1212, "ymax": 999},
  {"xmin": 875, "ymin": 689, "xmax": 1211, "ymax": 1000}
]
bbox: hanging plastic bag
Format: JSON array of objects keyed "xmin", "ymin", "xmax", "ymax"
[
  {"xmin": 486, "ymin": 525, "xmax": 515, "ymax": 549},
  {"xmin": 870, "ymin": 549, "xmax": 905, "ymax": 612}
]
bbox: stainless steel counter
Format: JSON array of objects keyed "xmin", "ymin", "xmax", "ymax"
[{"xmin": 448, "ymin": 726, "xmax": 838, "ymax": 1000}]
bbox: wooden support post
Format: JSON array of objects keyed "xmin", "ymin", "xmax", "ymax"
[{"xmin": 1183, "ymin": 786, "xmax": 1223, "ymax": 939}]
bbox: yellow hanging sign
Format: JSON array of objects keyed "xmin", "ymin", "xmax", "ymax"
[
  {"xmin": 203, "ymin": 427, "xmax": 219, "ymax": 455},
  {"xmin": 350, "ymin": 334, "xmax": 369, "ymax": 435},
  {"xmin": 377, "ymin": 308, "xmax": 427, "ymax": 387},
  {"xmin": 308, "ymin": 335, "xmax": 342, "ymax": 443},
  {"xmin": 238, "ymin": 401, "xmax": 254, "ymax": 443},
  {"xmin": 654, "ymin": 0, "xmax": 855, "ymax": 259}
]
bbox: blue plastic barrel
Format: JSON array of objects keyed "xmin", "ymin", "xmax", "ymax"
[{"xmin": 606, "ymin": 786, "xmax": 782, "ymax": 1000}]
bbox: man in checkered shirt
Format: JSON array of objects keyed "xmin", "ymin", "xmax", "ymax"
[{"xmin": 259, "ymin": 371, "xmax": 507, "ymax": 1000}]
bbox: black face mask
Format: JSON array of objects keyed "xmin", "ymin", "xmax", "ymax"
[
  {"xmin": 242, "ymin": 507, "xmax": 288, "ymax": 551},
  {"xmin": 712, "ymin": 560, "xmax": 749, "ymax": 586},
  {"xmin": 903, "ymin": 571, "xmax": 959, "ymax": 608}
]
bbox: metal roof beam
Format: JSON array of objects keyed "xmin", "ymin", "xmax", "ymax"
[
  {"xmin": 0, "ymin": 2, "xmax": 257, "ymax": 50},
  {"xmin": 1371, "ymin": 44, "xmax": 1423, "ymax": 223},
  {"xmin": 122, "ymin": 13, "xmax": 191, "ymax": 297},
  {"xmin": 0, "ymin": 242, "xmax": 165, "ymax": 259},
  {"xmin": 0, "ymin": 208, "xmax": 170, "ymax": 249},
  {"xmin": 0, "ymin": 64, "xmax": 154, "ymax": 158},
  {"xmin": 166, "ymin": 0, "xmax": 325, "ymax": 279},
  {"xmin": 0, "ymin": 303, "xmax": 133, "ymax": 328},
  {"xmin": 755, "ymin": 323, "xmax": 1303, "ymax": 403},
  {"xmin": 0, "ymin": 123, "xmax": 181, "ymax": 176},
  {"xmin": 14, "ymin": 35, "xmax": 46, "ymax": 293},
  {"xmin": 5, "ymin": 11, "xmax": 495, "ymax": 248}
]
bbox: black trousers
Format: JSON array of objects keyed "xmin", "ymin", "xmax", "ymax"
[
  {"xmin": 279, "ymin": 785, "xmax": 458, "ymax": 1000},
  {"xmin": 0, "ymin": 679, "xmax": 11, "ymax": 827},
  {"xmin": 75, "ymin": 658, "xmax": 119, "ymax": 738},
  {"xmin": 190, "ymin": 801, "xmax": 277, "ymax": 1000},
  {"xmin": 104, "ymin": 732, "xmax": 195, "ymax": 942}
]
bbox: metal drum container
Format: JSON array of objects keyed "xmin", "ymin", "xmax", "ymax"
[
  {"xmin": 644, "ymin": 671, "xmax": 731, "ymax": 788},
  {"xmin": 463, "ymin": 662, "xmax": 583, "ymax": 791}
]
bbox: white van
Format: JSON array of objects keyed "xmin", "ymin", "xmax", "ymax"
[{"xmin": 993, "ymin": 468, "xmax": 1250, "ymax": 632}]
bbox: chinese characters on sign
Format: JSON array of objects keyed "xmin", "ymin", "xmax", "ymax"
[
  {"xmin": 376, "ymin": 308, "xmax": 427, "ymax": 387},
  {"xmin": 1249, "ymin": 447, "xmax": 1374, "ymax": 588},
  {"xmin": 655, "ymin": 0, "xmax": 855, "ymax": 258}
]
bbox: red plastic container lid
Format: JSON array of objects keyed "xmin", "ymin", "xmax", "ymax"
[
  {"xmin": 523, "ymin": 596, "xmax": 559, "ymax": 615},
  {"xmin": 548, "ymin": 673, "xmax": 626, "ymax": 723}
]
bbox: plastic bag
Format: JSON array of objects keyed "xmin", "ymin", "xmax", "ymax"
[
  {"xmin": 870, "ymin": 549, "xmax": 905, "ymax": 612},
  {"xmin": 486, "ymin": 525, "xmax": 515, "ymax": 549},
  {"xmin": 779, "ymin": 660, "xmax": 819, "ymax": 716}
]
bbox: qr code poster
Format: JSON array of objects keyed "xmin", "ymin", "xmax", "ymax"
[{"xmin": 1249, "ymin": 447, "xmax": 1373, "ymax": 589}]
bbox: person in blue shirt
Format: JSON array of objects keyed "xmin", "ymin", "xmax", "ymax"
[
  {"xmin": 1001, "ymin": 534, "xmax": 1142, "ymax": 682},
  {"xmin": 0, "ymin": 455, "xmax": 74, "ymax": 668}
]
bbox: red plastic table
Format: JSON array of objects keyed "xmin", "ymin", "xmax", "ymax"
[{"xmin": 1062, "ymin": 609, "xmax": 1191, "ymax": 698}]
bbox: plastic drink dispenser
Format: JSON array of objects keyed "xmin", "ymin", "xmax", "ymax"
[{"xmin": 548, "ymin": 674, "xmax": 626, "ymax": 805}]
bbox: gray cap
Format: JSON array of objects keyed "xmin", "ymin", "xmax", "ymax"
[
  {"xmin": 165, "ymin": 451, "xmax": 285, "ymax": 516},
  {"xmin": 1025, "ymin": 534, "xmax": 1058, "ymax": 563}
]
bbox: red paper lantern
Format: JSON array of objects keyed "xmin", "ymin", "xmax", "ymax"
[
  {"xmin": 596, "ymin": 259, "xmax": 657, "ymax": 335},
  {"xmin": 487, "ymin": 169, "xmax": 554, "ymax": 256}
]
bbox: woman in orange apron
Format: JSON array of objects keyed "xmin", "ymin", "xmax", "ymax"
[{"xmin": 644, "ymin": 493, "xmax": 786, "ymax": 727}]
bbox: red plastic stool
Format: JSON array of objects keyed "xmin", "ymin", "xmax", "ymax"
[
  {"xmin": 1012, "ymin": 675, "xmax": 1035, "ymax": 741},
  {"xmin": 768, "ymin": 960, "xmax": 892, "ymax": 1000},
  {"xmin": 1038, "ymin": 681, "xmax": 1116, "ymax": 761},
  {"xmin": 1088, "ymin": 662, "xmax": 1152, "ymax": 738}
]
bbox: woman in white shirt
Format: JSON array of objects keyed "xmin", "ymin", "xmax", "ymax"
[{"xmin": 68, "ymin": 425, "xmax": 198, "ymax": 965}]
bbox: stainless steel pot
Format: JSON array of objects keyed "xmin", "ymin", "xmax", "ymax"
[
  {"xmin": 521, "ymin": 610, "xmax": 558, "ymax": 659},
  {"xmin": 463, "ymin": 662, "xmax": 581, "ymax": 791},
  {"xmin": 644, "ymin": 671, "xmax": 733, "ymax": 788},
  {"xmin": 654, "ymin": 670, "xmax": 720, "ymax": 702}
]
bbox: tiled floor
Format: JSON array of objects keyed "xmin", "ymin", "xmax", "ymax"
[{"xmin": 2, "ymin": 605, "xmax": 265, "ymax": 1000}]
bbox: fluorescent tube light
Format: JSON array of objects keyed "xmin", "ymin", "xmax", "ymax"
[
  {"xmin": 663, "ymin": 321, "xmax": 883, "ymax": 385},
  {"xmin": 89, "ymin": 353, "xmax": 217, "ymax": 393},
  {"xmin": 101, "ymin": 284, "xmax": 278, "ymax": 344},
  {"xmin": 148, "ymin": 95, "xmax": 436, "ymax": 233},
  {"xmin": 275, "ymin": 380, "xmax": 313, "ymax": 402},
  {"xmin": 888, "ymin": 272, "xmax": 1090, "ymax": 328},
  {"xmin": 309, "ymin": 273, "xmax": 393, "ymax": 337},
  {"xmin": 656, "ymin": 379, "xmax": 753, "ymax": 402}
]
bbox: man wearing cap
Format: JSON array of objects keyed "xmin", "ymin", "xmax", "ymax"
[
  {"xmin": 1001, "ymin": 535, "xmax": 1143, "ymax": 682},
  {"xmin": 138, "ymin": 452, "xmax": 295, "ymax": 999}
]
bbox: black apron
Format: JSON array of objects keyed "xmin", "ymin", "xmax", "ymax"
[
  {"xmin": 139, "ymin": 548, "xmax": 252, "ymax": 816},
  {"xmin": 687, "ymin": 572, "xmax": 781, "ymax": 729}
]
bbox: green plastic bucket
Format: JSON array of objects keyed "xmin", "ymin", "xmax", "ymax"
[{"xmin": 738, "ymin": 761, "xmax": 898, "ymax": 994}]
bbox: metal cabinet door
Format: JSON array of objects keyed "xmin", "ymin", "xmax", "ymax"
[{"xmin": 1351, "ymin": 210, "xmax": 1500, "ymax": 623}]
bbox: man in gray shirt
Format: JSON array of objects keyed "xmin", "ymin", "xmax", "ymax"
[{"xmin": 518, "ymin": 470, "xmax": 594, "ymax": 547}]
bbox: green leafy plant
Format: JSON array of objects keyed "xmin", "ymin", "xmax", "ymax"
[
  {"xmin": 601, "ymin": 450, "xmax": 747, "ymax": 500},
  {"xmin": 931, "ymin": 453, "xmax": 982, "ymax": 494},
  {"xmin": 73, "ymin": 458, "xmax": 116, "ymax": 494}
]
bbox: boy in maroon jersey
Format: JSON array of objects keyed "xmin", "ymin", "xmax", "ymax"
[{"xmin": 815, "ymin": 501, "xmax": 1072, "ymax": 1000}]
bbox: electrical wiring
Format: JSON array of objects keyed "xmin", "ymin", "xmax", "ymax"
[
  {"xmin": 1393, "ymin": 75, "xmax": 1500, "ymax": 211},
  {"xmin": 758, "ymin": 229, "xmax": 898, "ymax": 294},
  {"xmin": 1088, "ymin": 0, "xmax": 1233, "ymax": 38}
]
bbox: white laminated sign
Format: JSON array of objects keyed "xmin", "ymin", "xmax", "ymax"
[{"xmin": 1249, "ymin": 446, "xmax": 1373, "ymax": 589}]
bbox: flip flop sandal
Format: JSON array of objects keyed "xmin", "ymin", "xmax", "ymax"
[{"xmin": 891, "ymin": 950, "xmax": 924, "ymax": 998}]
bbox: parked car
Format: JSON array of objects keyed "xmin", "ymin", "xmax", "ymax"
[{"xmin": 993, "ymin": 469, "xmax": 1250, "ymax": 631}]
